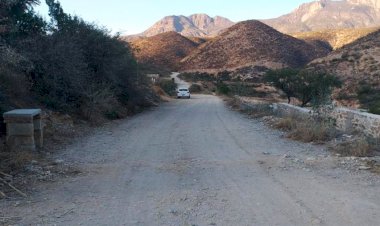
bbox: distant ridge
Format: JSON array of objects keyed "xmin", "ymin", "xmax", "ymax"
[
  {"xmin": 262, "ymin": 0, "xmax": 380, "ymax": 33},
  {"xmin": 124, "ymin": 1, "xmax": 380, "ymax": 39},
  {"xmin": 131, "ymin": 14, "xmax": 234, "ymax": 38},
  {"xmin": 181, "ymin": 20, "xmax": 330, "ymax": 71}
]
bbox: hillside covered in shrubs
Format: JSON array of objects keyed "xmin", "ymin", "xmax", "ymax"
[{"xmin": 0, "ymin": 0, "xmax": 157, "ymax": 130}]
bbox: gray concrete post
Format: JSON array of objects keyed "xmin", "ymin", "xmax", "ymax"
[{"xmin": 3, "ymin": 109, "xmax": 42, "ymax": 152}]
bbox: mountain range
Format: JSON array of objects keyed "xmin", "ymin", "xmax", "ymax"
[
  {"xmin": 123, "ymin": 0, "xmax": 380, "ymax": 110},
  {"xmin": 181, "ymin": 20, "xmax": 329, "ymax": 71},
  {"xmin": 263, "ymin": 0, "xmax": 380, "ymax": 33},
  {"xmin": 129, "ymin": 0, "xmax": 380, "ymax": 38}
]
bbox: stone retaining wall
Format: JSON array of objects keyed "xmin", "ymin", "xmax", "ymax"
[
  {"xmin": 331, "ymin": 108, "xmax": 380, "ymax": 138},
  {"xmin": 237, "ymin": 97, "xmax": 380, "ymax": 138},
  {"xmin": 271, "ymin": 103, "xmax": 311, "ymax": 119}
]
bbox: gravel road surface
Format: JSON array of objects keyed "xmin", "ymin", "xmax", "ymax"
[{"xmin": 1, "ymin": 94, "xmax": 379, "ymax": 225}]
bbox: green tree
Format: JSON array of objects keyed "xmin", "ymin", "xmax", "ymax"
[
  {"xmin": 0, "ymin": 0, "xmax": 46, "ymax": 39},
  {"xmin": 266, "ymin": 69, "xmax": 341, "ymax": 107},
  {"xmin": 265, "ymin": 68, "xmax": 300, "ymax": 103},
  {"xmin": 357, "ymin": 83, "xmax": 380, "ymax": 115},
  {"xmin": 296, "ymin": 70, "xmax": 342, "ymax": 107}
]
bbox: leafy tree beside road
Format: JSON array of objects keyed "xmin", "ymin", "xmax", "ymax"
[
  {"xmin": 265, "ymin": 69, "xmax": 342, "ymax": 107},
  {"xmin": 265, "ymin": 68, "xmax": 299, "ymax": 104}
]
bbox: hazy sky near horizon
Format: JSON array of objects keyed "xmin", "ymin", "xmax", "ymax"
[{"xmin": 35, "ymin": 0, "xmax": 308, "ymax": 35}]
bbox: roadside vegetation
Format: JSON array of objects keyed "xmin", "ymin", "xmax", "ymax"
[
  {"xmin": 357, "ymin": 82, "xmax": 380, "ymax": 114},
  {"xmin": 274, "ymin": 115, "xmax": 338, "ymax": 143},
  {"xmin": 188, "ymin": 84, "xmax": 203, "ymax": 93},
  {"xmin": 0, "ymin": 0, "xmax": 157, "ymax": 123},
  {"xmin": 222, "ymin": 68, "xmax": 380, "ymax": 158},
  {"xmin": 265, "ymin": 68, "xmax": 342, "ymax": 107},
  {"xmin": 179, "ymin": 72, "xmax": 270, "ymax": 98},
  {"xmin": 0, "ymin": 0, "xmax": 158, "ymax": 173},
  {"xmin": 158, "ymin": 79, "xmax": 177, "ymax": 96},
  {"xmin": 231, "ymin": 97, "xmax": 380, "ymax": 157}
]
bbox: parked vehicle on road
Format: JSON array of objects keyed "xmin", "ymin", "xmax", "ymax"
[{"xmin": 177, "ymin": 88, "xmax": 191, "ymax": 99}]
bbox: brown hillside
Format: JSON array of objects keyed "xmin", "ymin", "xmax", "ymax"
[
  {"xmin": 308, "ymin": 29, "xmax": 380, "ymax": 106},
  {"xmin": 292, "ymin": 27, "xmax": 380, "ymax": 49},
  {"xmin": 181, "ymin": 20, "xmax": 330, "ymax": 71},
  {"xmin": 129, "ymin": 32, "xmax": 198, "ymax": 71}
]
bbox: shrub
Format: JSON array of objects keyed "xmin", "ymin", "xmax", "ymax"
[
  {"xmin": 275, "ymin": 115, "xmax": 337, "ymax": 143},
  {"xmin": 329, "ymin": 137, "xmax": 374, "ymax": 157},
  {"xmin": 369, "ymin": 101, "xmax": 380, "ymax": 115},
  {"xmin": 296, "ymin": 71, "xmax": 342, "ymax": 108},
  {"xmin": 158, "ymin": 79, "xmax": 177, "ymax": 96},
  {"xmin": 216, "ymin": 82, "xmax": 230, "ymax": 95},
  {"xmin": 228, "ymin": 82, "xmax": 266, "ymax": 97},
  {"xmin": 265, "ymin": 68, "xmax": 300, "ymax": 103},
  {"xmin": 178, "ymin": 72, "xmax": 214, "ymax": 82},
  {"xmin": 0, "ymin": 0, "xmax": 156, "ymax": 120},
  {"xmin": 0, "ymin": 150, "xmax": 38, "ymax": 171},
  {"xmin": 288, "ymin": 120, "xmax": 337, "ymax": 143},
  {"xmin": 357, "ymin": 84, "xmax": 380, "ymax": 115},
  {"xmin": 104, "ymin": 110, "xmax": 120, "ymax": 120},
  {"xmin": 242, "ymin": 104, "xmax": 272, "ymax": 118},
  {"xmin": 217, "ymin": 71, "xmax": 231, "ymax": 81},
  {"xmin": 274, "ymin": 117, "xmax": 297, "ymax": 131},
  {"xmin": 189, "ymin": 84, "xmax": 202, "ymax": 93}
]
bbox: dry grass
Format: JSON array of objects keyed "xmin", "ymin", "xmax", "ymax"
[
  {"xmin": 226, "ymin": 97, "xmax": 273, "ymax": 118},
  {"xmin": 274, "ymin": 117, "xmax": 297, "ymax": 131},
  {"xmin": 329, "ymin": 137, "xmax": 375, "ymax": 157},
  {"xmin": 242, "ymin": 104, "xmax": 273, "ymax": 118},
  {"xmin": 274, "ymin": 115, "xmax": 337, "ymax": 143},
  {"xmin": 0, "ymin": 150, "xmax": 38, "ymax": 172},
  {"xmin": 368, "ymin": 161, "xmax": 380, "ymax": 174}
]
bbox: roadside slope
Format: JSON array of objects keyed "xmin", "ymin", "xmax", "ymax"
[{"xmin": 129, "ymin": 32, "xmax": 198, "ymax": 71}]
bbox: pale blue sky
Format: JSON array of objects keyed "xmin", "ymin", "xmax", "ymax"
[{"xmin": 35, "ymin": 0, "xmax": 309, "ymax": 35}]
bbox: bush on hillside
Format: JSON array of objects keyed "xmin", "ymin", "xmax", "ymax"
[
  {"xmin": 357, "ymin": 84, "xmax": 380, "ymax": 115},
  {"xmin": 179, "ymin": 72, "xmax": 215, "ymax": 82}
]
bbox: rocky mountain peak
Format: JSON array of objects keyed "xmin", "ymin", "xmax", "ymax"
[
  {"xmin": 136, "ymin": 14, "xmax": 234, "ymax": 38},
  {"xmin": 262, "ymin": 0, "xmax": 380, "ymax": 33},
  {"xmin": 348, "ymin": 0, "xmax": 380, "ymax": 9}
]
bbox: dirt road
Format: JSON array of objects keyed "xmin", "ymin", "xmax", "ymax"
[
  {"xmin": 1, "ymin": 94, "xmax": 380, "ymax": 225},
  {"xmin": 171, "ymin": 72, "xmax": 189, "ymax": 88}
]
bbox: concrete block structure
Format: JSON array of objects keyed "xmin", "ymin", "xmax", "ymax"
[{"xmin": 3, "ymin": 109, "xmax": 43, "ymax": 151}]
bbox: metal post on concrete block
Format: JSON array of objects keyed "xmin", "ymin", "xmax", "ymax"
[{"xmin": 3, "ymin": 109, "xmax": 43, "ymax": 152}]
